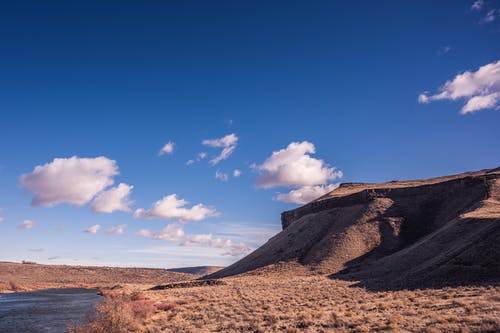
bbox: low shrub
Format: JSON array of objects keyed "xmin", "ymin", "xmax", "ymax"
[{"xmin": 66, "ymin": 295, "xmax": 154, "ymax": 333}]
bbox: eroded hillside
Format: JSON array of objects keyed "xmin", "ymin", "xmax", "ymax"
[{"xmin": 209, "ymin": 168, "xmax": 500, "ymax": 289}]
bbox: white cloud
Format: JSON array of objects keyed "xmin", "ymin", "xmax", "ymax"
[
  {"xmin": 19, "ymin": 220, "xmax": 35, "ymax": 229},
  {"xmin": 91, "ymin": 183, "xmax": 133, "ymax": 213},
  {"xmin": 159, "ymin": 141, "xmax": 175, "ymax": 156},
  {"xmin": 471, "ymin": 0, "xmax": 484, "ymax": 11},
  {"xmin": 137, "ymin": 224, "xmax": 185, "ymax": 242},
  {"xmin": 483, "ymin": 9, "xmax": 499, "ymax": 22},
  {"xmin": 233, "ymin": 169, "xmax": 242, "ymax": 177},
  {"xmin": 137, "ymin": 223, "xmax": 251, "ymax": 257},
  {"xmin": 202, "ymin": 133, "xmax": 238, "ymax": 165},
  {"xmin": 186, "ymin": 159, "xmax": 195, "ymax": 165},
  {"xmin": 84, "ymin": 224, "xmax": 101, "ymax": 234},
  {"xmin": 462, "ymin": 92, "xmax": 500, "ymax": 113},
  {"xmin": 134, "ymin": 194, "xmax": 219, "ymax": 222},
  {"xmin": 254, "ymin": 141, "xmax": 342, "ymax": 188},
  {"xmin": 276, "ymin": 184, "xmax": 339, "ymax": 204},
  {"xmin": 106, "ymin": 224, "xmax": 127, "ymax": 235},
  {"xmin": 437, "ymin": 45, "xmax": 451, "ymax": 56},
  {"xmin": 418, "ymin": 60, "xmax": 500, "ymax": 114},
  {"xmin": 198, "ymin": 152, "xmax": 207, "ymax": 160},
  {"xmin": 20, "ymin": 156, "xmax": 119, "ymax": 207},
  {"xmin": 215, "ymin": 170, "xmax": 229, "ymax": 181},
  {"xmin": 0, "ymin": 208, "xmax": 3, "ymax": 222}
]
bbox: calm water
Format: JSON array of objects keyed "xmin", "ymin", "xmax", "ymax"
[{"xmin": 0, "ymin": 288, "xmax": 101, "ymax": 333}]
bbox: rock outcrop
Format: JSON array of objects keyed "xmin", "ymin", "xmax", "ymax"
[{"xmin": 208, "ymin": 168, "xmax": 500, "ymax": 289}]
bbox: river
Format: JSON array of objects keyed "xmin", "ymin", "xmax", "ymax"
[{"xmin": 0, "ymin": 288, "xmax": 101, "ymax": 333}]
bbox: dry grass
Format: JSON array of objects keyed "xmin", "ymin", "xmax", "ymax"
[
  {"xmin": 61, "ymin": 271, "xmax": 500, "ymax": 332},
  {"xmin": 0, "ymin": 261, "xmax": 193, "ymax": 292},
  {"xmin": 66, "ymin": 293, "xmax": 157, "ymax": 333},
  {"xmin": 131, "ymin": 273, "xmax": 500, "ymax": 333}
]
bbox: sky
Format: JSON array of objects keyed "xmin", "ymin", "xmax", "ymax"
[{"xmin": 0, "ymin": 0, "xmax": 499, "ymax": 268}]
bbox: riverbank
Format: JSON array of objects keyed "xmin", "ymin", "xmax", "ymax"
[{"xmin": 0, "ymin": 288, "xmax": 102, "ymax": 333}]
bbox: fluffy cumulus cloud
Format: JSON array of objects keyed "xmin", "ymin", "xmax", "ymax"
[
  {"xmin": 20, "ymin": 156, "xmax": 119, "ymax": 207},
  {"xmin": 418, "ymin": 60, "xmax": 500, "ymax": 114},
  {"xmin": 137, "ymin": 223, "xmax": 251, "ymax": 256},
  {"xmin": 254, "ymin": 141, "xmax": 342, "ymax": 204},
  {"xmin": 159, "ymin": 141, "xmax": 175, "ymax": 156},
  {"xmin": 202, "ymin": 133, "xmax": 238, "ymax": 165},
  {"xmin": 134, "ymin": 194, "xmax": 219, "ymax": 222},
  {"xmin": 233, "ymin": 169, "xmax": 242, "ymax": 177},
  {"xmin": 106, "ymin": 224, "xmax": 127, "ymax": 235},
  {"xmin": 255, "ymin": 141, "xmax": 342, "ymax": 188},
  {"xmin": 91, "ymin": 183, "xmax": 133, "ymax": 213},
  {"xmin": 276, "ymin": 184, "xmax": 339, "ymax": 205},
  {"xmin": 19, "ymin": 220, "xmax": 35, "ymax": 229},
  {"xmin": 85, "ymin": 224, "xmax": 101, "ymax": 234}
]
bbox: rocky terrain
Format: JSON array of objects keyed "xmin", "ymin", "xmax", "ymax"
[{"xmin": 208, "ymin": 168, "xmax": 500, "ymax": 290}]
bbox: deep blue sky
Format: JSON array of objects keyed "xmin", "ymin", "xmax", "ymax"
[{"xmin": 0, "ymin": 1, "xmax": 499, "ymax": 267}]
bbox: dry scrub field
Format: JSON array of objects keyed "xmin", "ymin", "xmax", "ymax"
[
  {"xmin": 0, "ymin": 261, "xmax": 192, "ymax": 292},
  {"xmin": 87, "ymin": 272, "xmax": 500, "ymax": 333}
]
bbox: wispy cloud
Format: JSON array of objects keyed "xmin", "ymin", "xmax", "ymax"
[
  {"xmin": 106, "ymin": 224, "xmax": 127, "ymax": 235},
  {"xmin": 470, "ymin": 0, "xmax": 499, "ymax": 23},
  {"xmin": 186, "ymin": 152, "xmax": 208, "ymax": 166},
  {"xmin": 233, "ymin": 169, "xmax": 242, "ymax": 177},
  {"xmin": 19, "ymin": 220, "xmax": 35, "ymax": 229},
  {"xmin": 0, "ymin": 207, "xmax": 3, "ymax": 222},
  {"xmin": 483, "ymin": 8, "xmax": 499, "ymax": 22},
  {"xmin": 419, "ymin": 60, "xmax": 500, "ymax": 114},
  {"xmin": 84, "ymin": 224, "xmax": 101, "ymax": 234},
  {"xmin": 48, "ymin": 256, "xmax": 61, "ymax": 260},
  {"xmin": 91, "ymin": 183, "xmax": 134, "ymax": 213},
  {"xmin": 28, "ymin": 248, "xmax": 44, "ymax": 252},
  {"xmin": 202, "ymin": 133, "xmax": 238, "ymax": 165},
  {"xmin": 159, "ymin": 141, "xmax": 175, "ymax": 156},
  {"xmin": 134, "ymin": 194, "xmax": 219, "ymax": 222},
  {"xmin": 471, "ymin": 0, "xmax": 484, "ymax": 11},
  {"xmin": 215, "ymin": 170, "xmax": 229, "ymax": 181},
  {"xmin": 437, "ymin": 45, "xmax": 451, "ymax": 56},
  {"xmin": 136, "ymin": 223, "xmax": 251, "ymax": 256},
  {"xmin": 20, "ymin": 156, "xmax": 119, "ymax": 207}
]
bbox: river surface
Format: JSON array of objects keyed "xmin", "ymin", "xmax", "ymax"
[{"xmin": 0, "ymin": 288, "xmax": 101, "ymax": 333}]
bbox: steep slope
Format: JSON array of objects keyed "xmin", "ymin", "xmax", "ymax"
[{"xmin": 208, "ymin": 168, "xmax": 500, "ymax": 288}]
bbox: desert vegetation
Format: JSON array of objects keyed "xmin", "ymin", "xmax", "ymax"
[
  {"xmin": 65, "ymin": 270, "xmax": 500, "ymax": 333},
  {"xmin": 0, "ymin": 261, "xmax": 193, "ymax": 292}
]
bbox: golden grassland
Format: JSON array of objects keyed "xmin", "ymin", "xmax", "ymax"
[
  {"xmin": 69, "ymin": 271, "xmax": 500, "ymax": 333},
  {"xmin": 0, "ymin": 261, "xmax": 193, "ymax": 293}
]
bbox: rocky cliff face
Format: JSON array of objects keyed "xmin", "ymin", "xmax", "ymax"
[{"xmin": 208, "ymin": 168, "xmax": 500, "ymax": 289}]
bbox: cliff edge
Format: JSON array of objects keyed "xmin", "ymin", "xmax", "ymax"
[{"xmin": 208, "ymin": 168, "xmax": 500, "ymax": 289}]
